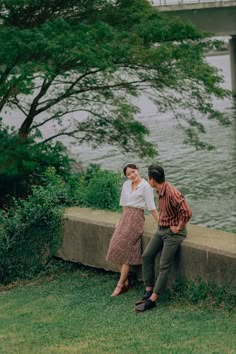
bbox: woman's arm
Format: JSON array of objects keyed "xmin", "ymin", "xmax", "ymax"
[
  {"xmin": 115, "ymin": 206, "xmax": 127, "ymax": 228},
  {"xmin": 150, "ymin": 209, "xmax": 159, "ymax": 224}
]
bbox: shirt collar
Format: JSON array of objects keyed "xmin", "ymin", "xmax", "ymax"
[
  {"xmin": 158, "ymin": 182, "xmax": 167, "ymax": 197},
  {"xmin": 129, "ymin": 178, "xmax": 144, "ymax": 189}
]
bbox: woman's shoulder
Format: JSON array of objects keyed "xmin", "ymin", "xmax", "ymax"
[
  {"xmin": 141, "ymin": 179, "xmax": 150, "ymax": 187},
  {"xmin": 122, "ymin": 180, "xmax": 131, "ymax": 187}
]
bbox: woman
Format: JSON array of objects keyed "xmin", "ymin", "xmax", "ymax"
[{"xmin": 106, "ymin": 162, "xmax": 159, "ymax": 296}]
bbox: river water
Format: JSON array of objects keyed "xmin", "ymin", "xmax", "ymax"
[{"xmin": 2, "ymin": 55, "xmax": 236, "ymax": 233}]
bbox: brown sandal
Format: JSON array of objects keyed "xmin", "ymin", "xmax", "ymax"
[{"xmin": 111, "ymin": 284, "xmax": 129, "ymax": 297}]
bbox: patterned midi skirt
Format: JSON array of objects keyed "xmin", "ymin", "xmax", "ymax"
[{"xmin": 106, "ymin": 207, "xmax": 145, "ymax": 265}]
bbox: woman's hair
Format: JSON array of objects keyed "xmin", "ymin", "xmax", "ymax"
[
  {"xmin": 122, "ymin": 162, "xmax": 138, "ymax": 176},
  {"xmin": 148, "ymin": 165, "xmax": 165, "ymax": 183}
]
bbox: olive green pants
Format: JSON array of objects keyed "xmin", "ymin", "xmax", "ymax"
[{"xmin": 142, "ymin": 226, "xmax": 186, "ymax": 295}]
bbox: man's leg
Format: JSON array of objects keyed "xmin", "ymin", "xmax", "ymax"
[
  {"xmin": 135, "ymin": 229, "xmax": 163, "ymax": 305},
  {"xmin": 135, "ymin": 227, "xmax": 186, "ymax": 312},
  {"xmin": 153, "ymin": 228, "xmax": 186, "ymax": 296}
]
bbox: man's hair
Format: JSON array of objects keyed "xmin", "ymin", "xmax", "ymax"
[{"xmin": 148, "ymin": 165, "xmax": 165, "ymax": 183}]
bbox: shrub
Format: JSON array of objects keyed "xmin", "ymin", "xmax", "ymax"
[
  {"xmin": 0, "ymin": 164, "xmax": 123, "ymax": 284},
  {"xmin": 0, "ymin": 181, "xmax": 64, "ymax": 284},
  {"xmin": 86, "ymin": 168, "xmax": 121, "ymax": 210},
  {"xmin": 0, "ymin": 120, "xmax": 73, "ymax": 208},
  {"xmin": 64, "ymin": 164, "xmax": 122, "ymax": 211}
]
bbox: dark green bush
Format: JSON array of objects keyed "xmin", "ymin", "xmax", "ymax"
[
  {"xmin": 0, "ymin": 120, "xmax": 73, "ymax": 208},
  {"xmin": 0, "ymin": 123, "xmax": 123, "ymax": 284},
  {"xmin": 86, "ymin": 169, "xmax": 121, "ymax": 210},
  {"xmin": 0, "ymin": 179, "xmax": 64, "ymax": 284},
  {"xmin": 65, "ymin": 164, "xmax": 122, "ymax": 211},
  {"xmin": 0, "ymin": 164, "xmax": 123, "ymax": 284}
]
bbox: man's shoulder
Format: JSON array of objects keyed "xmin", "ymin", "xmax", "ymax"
[{"xmin": 166, "ymin": 182, "xmax": 181, "ymax": 196}]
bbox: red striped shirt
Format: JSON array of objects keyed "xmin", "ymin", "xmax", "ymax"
[{"xmin": 158, "ymin": 182, "xmax": 192, "ymax": 226}]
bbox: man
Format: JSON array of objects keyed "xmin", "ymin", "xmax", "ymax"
[{"xmin": 135, "ymin": 165, "xmax": 192, "ymax": 312}]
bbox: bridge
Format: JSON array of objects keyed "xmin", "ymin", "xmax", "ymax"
[{"xmin": 153, "ymin": 0, "xmax": 236, "ymax": 95}]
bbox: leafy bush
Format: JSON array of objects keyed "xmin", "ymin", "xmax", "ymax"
[
  {"xmin": 65, "ymin": 164, "xmax": 122, "ymax": 211},
  {"xmin": 0, "ymin": 120, "xmax": 73, "ymax": 208},
  {"xmin": 0, "ymin": 123, "xmax": 123, "ymax": 284},
  {"xmin": 0, "ymin": 181, "xmax": 64, "ymax": 284},
  {"xmin": 86, "ymin": 168, "xmax": 121, "ymax": 210},
  {"xmin": 0, "ymin": 164, "xmax": 123, "ymax": 284}
]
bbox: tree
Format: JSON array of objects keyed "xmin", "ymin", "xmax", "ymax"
[
  {"xmin": 0, "ymin": 0, "xmax": 231, "ymax": 157},
  {"xmin": 0, "ymin": 119, "xmax": 73, "ymax": 207}
]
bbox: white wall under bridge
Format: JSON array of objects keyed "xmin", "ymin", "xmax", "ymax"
[{"xmin": 154, "ymin": 0, "xmax": 236, "ymax": 94}]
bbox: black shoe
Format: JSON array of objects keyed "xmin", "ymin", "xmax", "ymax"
[
  {"xmin": 134, "ymin": 299, "xmax": 156, "ymax": 312},
  {"xmin": 135, "ymin": 290, "xmax": 153, "ymax": 305}
]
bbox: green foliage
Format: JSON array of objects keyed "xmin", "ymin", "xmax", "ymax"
[
  {"xmin": 0, "ymin": 0, "xmax": 231, "ymax": 155},
  {"xmin": 0, "ymin": 163, "xmax": 122, "ymax": 283},
  {"xmin": 40, "ymin": 163, "xmax": 122, "ymax": 211},
  {"xmin": 66, "ymin": 164, "xmax": 122, "ymax": 211},
  {"xmin": 0, "ymin": 120, "xmax": 73, "ymax": 207},
  {"xmin": 0, "ymin": 183, "xmax": 64, "ymax": 284},
  {"xmin": 86, "ymin": 169, "xmax": 121, "ymax": 210}
]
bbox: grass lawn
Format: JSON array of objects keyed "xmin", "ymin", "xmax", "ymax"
[{"xmin": 0, "ymin": 265, "xmax": 235, "ymax": 354}]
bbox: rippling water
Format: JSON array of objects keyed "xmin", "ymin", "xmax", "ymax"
[
  {"xmin": 67, "ymin": 55, "xmax": 236, "ymax": 233},
  {"xmin": 3, "ymin": 55, "xmax": 236, "ymax": 232}
]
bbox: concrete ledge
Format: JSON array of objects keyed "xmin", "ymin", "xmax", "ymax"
[{"xmin": 58, "ymin": 207, "xmax": 236, "ymax": 288}]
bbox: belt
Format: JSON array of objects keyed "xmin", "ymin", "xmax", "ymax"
[{"xmin": 158, "ymin": 225, "xmax": 170, "ymax": 230}]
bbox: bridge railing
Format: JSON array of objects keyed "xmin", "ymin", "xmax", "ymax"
[{"xmin": 153, "ymin": 0, "xmax": 233, "ymax": 5}]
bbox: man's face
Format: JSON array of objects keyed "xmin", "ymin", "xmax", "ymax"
[{"xmin": 148, "ymin": 176, "xmax": 155, "ymax": 188}]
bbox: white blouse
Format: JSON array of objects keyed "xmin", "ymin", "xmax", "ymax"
[{"xmin": 119, "ymin": 179, "xmax": 156, "ymax": 211}]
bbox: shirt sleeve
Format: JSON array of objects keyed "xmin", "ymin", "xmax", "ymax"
[
  {"xmin": 171, "ymin": 191, "xmax": 192, "ymax": 223},
  {"xmin": 119, "ymin": 183, "xmax": 126, "ymax": 206},
  {"xmin": 144, "ymin": 184, "xmax": 156, "ymax": 211}
]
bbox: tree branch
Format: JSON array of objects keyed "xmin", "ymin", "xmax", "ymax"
[
  {"xmin": 40, "ymin": 130, "xmax": 80, "ymax": 144},
  {"xmin": 35, "ymin": 78, "xmax": 150, "ymax": 115},
  {"xmin": 30, "ymin": 108, "xmax": 83, "ymax": 130},
  {"xmin": 8, "ymin": 96, "xmax": 28, "ymax": 117},
  {"xmin": 19, "ymin": 78, "xmax": 54, "ymax": 135}
]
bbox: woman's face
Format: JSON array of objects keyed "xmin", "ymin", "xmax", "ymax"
[{"xmin": 125, "ymin": 167, "xmax": 140, "ymax": 182}]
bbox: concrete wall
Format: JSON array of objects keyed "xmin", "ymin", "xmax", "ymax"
[{"xmin": 58, "ymin": 207, "xmax": 236, "ymax": 288}]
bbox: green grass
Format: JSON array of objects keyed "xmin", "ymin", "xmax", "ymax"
[{"xmin": 0, "ymin": 265, "xmax": 235, "ymax": 354}]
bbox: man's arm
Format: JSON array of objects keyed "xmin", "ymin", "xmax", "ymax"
[{"xmin": 170, "ymin": 191, "xmax": 192, "ymax": 233}]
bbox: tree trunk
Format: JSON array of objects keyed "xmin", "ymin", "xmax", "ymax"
[{"xmin": 18, "ymin": 115, "xmax": 34, "ymax": 138}]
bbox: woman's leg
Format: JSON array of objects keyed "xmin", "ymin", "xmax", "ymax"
[
  {"xmin": 119, "ymin": 263, "xmax": 130, "ymax": 286},
  {"xmin": 111, "ymin": 263, "xmax": 130, "ymax": 296}
]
